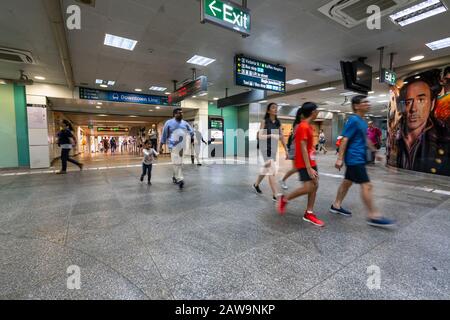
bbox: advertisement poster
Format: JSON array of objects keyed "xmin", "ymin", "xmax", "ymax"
[{"xmin": 387, "ymin": 66, "xmax": 450, "ymax": 176}]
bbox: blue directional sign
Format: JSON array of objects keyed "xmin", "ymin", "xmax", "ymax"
[{"xmin": 79, "ymin": 87, "xmax": 177, "ymax": 106}]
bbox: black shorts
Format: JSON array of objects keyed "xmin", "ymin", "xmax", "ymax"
[
  {"xmin": 345, "ymin": 165, "xmax": 370, "ymax": 184},
  {"xmin": 298, "ymin": 166, "xmax": 318, "ymax": 182}
]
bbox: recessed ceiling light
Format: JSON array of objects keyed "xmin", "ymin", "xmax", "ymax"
[
  {"xmin": 104, "ymin": 34, "xmax": 138, "ymax": 51},
  {"xmin": 410, "ymin": 55, "xmax": 425, "ymax": 61},
  {"xmin": 97, "ymin": 102, "xmax": 103, "ymax": 105},
  {"xmin": 100, "ymin": 84, "xmax": 108, "ymax": 88},
  {"xmin": 149, "ymin": 110, "xmax": 154, "ymax": 112},
  {"xmin": 187, "ymin": 55, "xmax": 216, "ymax": 66},
  {"xmin": 320, "ymin": 87, "xmax": 336, "ymax": 91},
  {"xmin": 165, "ymin": 92, "xmax": 171, "ymax": 95},
  {"xmin": 368, "ymin": 91, "xmax": 375, "ymax": 94},
  {"xmin": 135, "ymin": 88, "xmax": 142, "ymax": 92},
  {"xmin": 286, "ymin": 79, "xmax": 307, "ymax": 85},
  {"xmin": 213, "ymin": 97, "xmax": 219, "ymax": 101},
  {"xmin": 415, "ymin": 76, "xmax": 421, "ymax": 79},
  {"xmin": 129, "ymin": 115, "xmax": 137, "ymax": 118},
  {"xmin": 96, "ymin": 106, "xmax": 102, "ymax": 109},
  {"xmin": 192, "ymin": 96, "xmax": 197, "ymax": 98},
  {"xmin": 156, "ymin": 106, "xmax": 161, "ymax": 109},
  {"xmin": 149, "ymin": 86, "xmax": 167, "ymax": 92},
  {"xmin": 404, "ymin": 81, "xmax": 409, "ymax": 84},
  {"xmin": 34, "ymin": 76, "xmax": 46, "ymax": 80},
  {"xmin": 390, "ymin": 0, "xmax": 447, "ymax": 27},
  {"xmin": 98, "ymin": 114, "xmax": 108, "ymax": 117},
  {"xmin": 426, "ymin": 37, "xmax": 450, "ymax": 50}
]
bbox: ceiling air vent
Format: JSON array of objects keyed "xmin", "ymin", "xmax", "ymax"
[
  {"xmin": 0, "ymin": 47, "xmax": 35, "ymax": 64},
  {"xmin": 318, "ymin": 0, "xmax": 411, "ymax": 28}
]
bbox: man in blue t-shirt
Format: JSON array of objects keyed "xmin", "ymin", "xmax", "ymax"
[
  {"xmin": 329, "ymin": 95, "xmax": 395, "ymax": 228},
  {"xmin": 160, "ymin": 108, "xmax": 194, "ymax": 189}
]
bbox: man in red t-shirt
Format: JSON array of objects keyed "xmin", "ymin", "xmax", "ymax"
[{"xmin": 278, "ymin": 102, "xmax": 325, "ymax": 227}]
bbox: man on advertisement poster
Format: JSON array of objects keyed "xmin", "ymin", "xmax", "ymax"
[{"xmin": 395, "ymin": 69, "xmax": 450, "ymax": 176}]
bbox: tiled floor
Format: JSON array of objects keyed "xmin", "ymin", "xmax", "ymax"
[{"xmin": 0, "ymin": 153, "xmax": 449, "ymax": 300}]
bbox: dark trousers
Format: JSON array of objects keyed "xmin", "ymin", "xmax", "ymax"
[
  {"xmin": 61, "ymin": 148, "xmax": 81, "ymax": 172},
  {"xmin": 141, "ymin": 163, "xmax": 153, "ymax": 182},
  {"xmin": 150, "ymin": 139, "xmax": 158, "ymax": 150}
]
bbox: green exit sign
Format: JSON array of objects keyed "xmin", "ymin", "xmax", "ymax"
[
  {"xmin": 380, "ymin": 68, "xmax": 397, "ymax": 86},
  {"xmin": 201, "ymin": 0, "xmax": 251, "ymax": 37}
]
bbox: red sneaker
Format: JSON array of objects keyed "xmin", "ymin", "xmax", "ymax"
[
  {"xmin": 278, "ymin": 195, "xmax": 288, "ymax": 216},
  {"xmin": 303, "ymin": 212, "xmax": 325, "ymax": 227}
]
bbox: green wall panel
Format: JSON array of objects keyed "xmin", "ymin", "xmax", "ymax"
[
  {"xmin": 0, "ymin": 84, "xmax": 19, "ymax": 168},
  {"xmin": 14, "ymin": 84, "xmax": 30, "ymax": 167}
]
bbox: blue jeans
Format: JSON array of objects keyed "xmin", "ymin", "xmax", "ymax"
[{"xmin": 141, "ymin": 164, "xmax": 153, "ymax": 181}]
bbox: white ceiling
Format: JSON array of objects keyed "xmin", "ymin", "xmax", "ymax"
[
  {"xmin": 0, "ymin": 0, "xmax": 67, "ymax": 85},
  {"xmin": 1, "ymin": 0, "xmax": 449, "ymax": 113}
]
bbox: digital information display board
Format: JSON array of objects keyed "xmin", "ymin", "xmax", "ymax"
[
  {"xmin": 235, "ymin": 55, "xmax": 286, "ymax": 93},
  {"xmin": 168, "ymin": 76, "xmax": 208, "ymax": 104}
]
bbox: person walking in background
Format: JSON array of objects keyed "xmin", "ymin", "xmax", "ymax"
[
  {"xmin": 140, "ymin": 140, "xmax": 158, "ymax": 185},
  {"xmin": 318, "ymin": 129, "xmax": 328, "ymax": 154},
  {"xmin": 280, "ymin": 108, "xmax": 302, "ymax": 190},
  {"xmin": 253, "ymin": 103, "xmax": 289, "ymax": 202},
  {"xmin": 56, "ymin": 120, "xmax": 83, "ymax": 174},
  {"xmin": 278, "ymin": 102, "xmax": 325, "ymax": 227},
  {"xmin": 148, "ymin": 124, "xmax": 159, "ymax": 152},
  {"xmin": 336, "ymin": 136, "xmax": 343, "ymax": 155},
  {"xmin": 330, "ymin": 95, "xmax": 395, "ymax": 228},
  {"xmin": 367, "ymin": 121, "xmax": 381, "ymax": 164},
  {"xmin": 191, "ymin": 124, "xmax": 207, "ymax": 166},
  {"xmin": 160, "ymin": 108, "xmax": 194, "ymax": 189},
  {"xmin": 110, "ymin": 137, "xmax": 117, "ymax": 154}
]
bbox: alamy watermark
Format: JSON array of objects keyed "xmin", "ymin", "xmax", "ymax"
[
  {"xmin": 366, "ymin": 265, "xmax": 381, "ymax": 290},
  {"xmin": 66, "ymin": 5, "xmax": 81, "ymax": 30},
  {"xmin": 67, "ymin": 265, "xmax": 81, "ymax": 290}
]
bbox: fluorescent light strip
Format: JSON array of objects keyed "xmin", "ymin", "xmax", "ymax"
[
  {"xmin": 104, "ymin": 34, "xmax": 138, "ymax": 51},
  {"xmin": 149, "ymin": 86, "xmax": 167, "ymax": 92},
  {"xmin": 390, "ymin": 0, "xmax": 447, "ymax": 26},
  {"xmin": 390, "ymin": 0, "xmax": 441, "ymax": 20},
  {"xmin": 286, "ymin": 79, "xmax": 307, "ymax": 85},
  {"xmin": 426, "ymin": 37, "xmax": 450, "ymax": 50},
  {"xmin": 187, "ymin": 55, "xmax": 216, "ymax": 66}
]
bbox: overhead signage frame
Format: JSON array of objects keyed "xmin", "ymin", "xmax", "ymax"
[{"xmin": 201, "ymin": 0, "xmax": 251, "ymax": 37}]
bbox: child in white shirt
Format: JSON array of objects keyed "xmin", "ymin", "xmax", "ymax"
[{"xmin": 141, "ymin": 140, "xmax": 159, "ymax": 185}]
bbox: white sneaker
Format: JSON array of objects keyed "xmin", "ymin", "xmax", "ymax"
[{"xmin": 280, "ymin": 180, "xmax": 288, "ymax": 190}]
